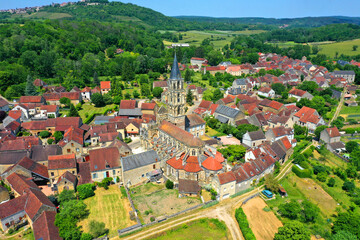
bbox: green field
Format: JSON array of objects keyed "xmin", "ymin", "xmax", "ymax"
[
  {"xmin": 147, "ymin": 218, "xmax": 229, "ymax": 240},
  {"xmin": 340, "ymin": 105, "xmax": 360, "ymax": 120},
  {"xmin": 164, "ymin": 30, "xmax": 266, "ymax": 49},
  {"xmin": 79, "ymin": 185, "xmax": 136, "ymax": 236},
  {"xmin": 314, "ymin": 39, "xmax": 360, "ymax": 57},
  {"xmin": 13, "ymin": 11, "xmax": 73, "ymax": 20}
]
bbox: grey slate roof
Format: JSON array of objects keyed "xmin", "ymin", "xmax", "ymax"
[
  {"xmin": 0, "ymin": 150, "xmax": 29, "ymax": 165},
  {"xmin": 331, "ymin": 89, "xmax": 341, "ymax": 99},
  {"xmin": 94, "ymin": 116, "xmax": 115, "ymax": 124},
  {"xmin": 170, "ymin": 54, "xmax": 182, "ymax": 80},
  {"xmin": 216, "ymin": 115, "xmax": 229, "ymax": 123},
  {"xmin": 247, "ymin": 130, "xmax": 266, "ymax": 141},
  {"xmin": 229, "ymin": 88, "xmax": 246, "ymax": 95},
  {"xmin": 3, "ymin": 116, "xmax": 15, "ymax": 128},
  {"xmin": 30, "ymin": 145, "xmax": 62, "ymax": 162},
  {"xmin": 121, "ymin": 150, "xmax": 159, "ymax": 172},
  {"xmin": 215, "ymin": 105, "xmax": 241, "ymax": 119},
  {"xmin": 329, "ymin": 142, "xmax": 345, "ymax": 150},
  {"xmin": 118, "ymin": 109, "xmax": 143, "ymax": 116},
  {"xmin": 333, "ymin": 70, "xmax": 355, "ymax": 76},
  {"xmin": 235, "ymin": 79, "xmax": 247, "ymax": 85}
]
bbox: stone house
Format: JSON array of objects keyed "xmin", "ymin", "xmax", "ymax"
[
  {"xmin": 320, "ymin": 127, "xmax": 341, "ymax": 144},
  {"xmin": 141, "ymin": 102, "xmax": 157, "ymax": 116},
  {"xmin": 293, "ymin": 106, "xmax": 325, "ymax": 133},
  {"xmin": 121, "ymin": 150, "xmax": 160, "ymax": 186},
  {"xmin": 242, "ymin": 130, "xmax": 266, "ymax": 148},
  {"xmin": 58, "ymin": 127, "xmax": 84, "ymax": 156},
  {"xmin": 54, "ymin": 171, "xmax": 77, "ymax": 193},
  {"xmin": 258, "ymin": 87, "xmax": 275, "ymax": 98},
  {"xmin": 185, "ymin": 114, "xmax": 206, "ymax": 137},
  {"xmin": 288, "ymin": 88, "xmax": 314, "ymax": 101},
  {"xmin": 0, "ymin": 186, "xmax": 9, "ymax": 204},
  {"xmin": 81, "ymin": 86, "xmax": 92, "ymax": 101},
  {"xmin": 265, "ymin": 126, "xmax": 294, "ymax": 142},
  {"xmin": 178, "ymin": 179, "xmax": 201, "ymax": 197},
  {"xmin": 89, "ymin": 147, "xmax": 121, "ymax": 182},
  {"xmin": 48, "ymin": 154, "xmax": 77, "ymax": 185},
  {"xmin": 333, "ymin": 70, "xmax": 355, "ymax": 83},
  {"xmin": 212, "ymin": 171, "xmax": 236, "ymax": 200},
  {"xmin": 0, "ymin": 97, "xmax": 9, "ymax": 112},
  {"xmin": 39, "ymin": 105, "xmax": 59, "ymax": 118},
  {"xmin": 100, "ymin": 81, "xmax": 111, "ymax": 95}
]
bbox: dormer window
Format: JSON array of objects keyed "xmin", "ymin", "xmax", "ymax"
[{"xmin": 106, "ymin": 164, "xmax": 110, "ymax": 168}]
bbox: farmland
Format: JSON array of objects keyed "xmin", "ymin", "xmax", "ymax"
[
  {"xmin": 147, "ymin": 218, "xmax": 229, "ymax": 240},
  {"xmin": 78, "ymin": 185, "xmax": 136, "ymax": 236},
  {"xmin": 340, "ymin": 105, "xmax": 360, "ymax": 121},
  {"xmin": 130, "ymin": 183, "xmax": 202, "ymax": 224},
  {"xmin": 315, "ymin": 38, "xmax": 360, "ymax": 57},
  {"xmin": 163, "ymin": 30, "xmax": 266, "ymax": 49},
  {"xmin": 242, "ymin": 197, "xmax": 283, "ymax": 240}
]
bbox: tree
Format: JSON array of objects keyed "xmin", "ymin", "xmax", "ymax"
[
  {"xmin": 264, "ymin": 174, "xmax": 279, "ymax": 193},
  {"xmin": 77, "ymin": 184, "xmax": 95, "ymax": 200},
  {"xmin": 184, "ymin": 69, "xmax": 192, "ymax": 82},
  {"xmin": 218, "ymin": 145, "xmax": 246, "ymax": 162},
  {"xmin": 301, "ymin": 200, "xmax": 320, "ymax": 222},
  {"xmin": 69, "ymin": 104, "xmax": 80, "ymax": 117},
  {"xmin": 54, "ymin": 131, "xmax": 64, "ymax": 143},
  {"xmin": 274, "ymin": 221, "xmax": 310, "ymax": 240},
  {"xmin": 80, "ymin": 233, "xmax": 94, "ymax": 240},
  {"xmin": 165, "ymin": 180, "xmax": 174, "ymax": 189},
  {"xmin": 331, "ymin": 231, "xmax": 358, "ymax": 240},
  {"xmin": 315, "ymin": 125, "xmax": 328, "ymax": 140},
  {"xmin": 327, "ymin": 177, "xmax": 336, "ymax": 187},
  {"xmin": 353, "ymin": 45, "xmax": 358, "ymax": 51},
  {"xmin": 93, "ymin": 71, "xmax": 100, "ymax": 86},
  {"xmin": 25, "ymin": 75, "xmax": 37, "ymax": 96},
  {"xmin": 279, "ymin": 200, "xmax": 302, "ymax": 220},
  {"xmin": 152, "ymin": 87, "xmax": 163, "ymax": 98},
  {"xmin": 212, "ymin": 89, "xmax": 223, "ymax": 103},
  {"xmin": 186, "ymin": 89, "xmax": 194, "ymax": 106},
  {"xmin": 342, "ymin": 181, "xmax": 355, "ymax": 192},
  {"xmin": 133, "ymin": 90, "xmax": 140, "ymax": 98},
  {"xmin": 89, "ymin": 220, "xmax": 108, "ymax": 238},
  {"xmin": 271, "ymin": 83, "xmax": 286, "ymax": 95},
  {"xmin": 58, "ymin": 189, "xmax": 76, "ymax": 204},
  {"xmin": 207, "ymin": 50, "xmax": 223, "ymax": 66},
  {"xmin": 47, "ymin": 138, "xmax": 54, "ymax": 145},
  {"xmin": 125, "ymin": 92, "xmax": 131, "ymax": 99},
  {"xmin": 333, "ymin": 211, "xmax": 360, "ymax": 238},
  {"xmin": 91, "ymin": 93, "xmax": 105, "ymax": 107},
  {"xmin": 102, "ymin": 93, "xmax": 113, "ymax": 105},
  {"xmin": 317, "ymin": 172, "xmax": 327, "ymax": 182},
  {"xmin": 39, "ymin": 131, "xmax": 51, "ymax": 139},
  {"xmin": 345, "ymin": 141, "xmax": 359, "ymax": 153},
  {"xmin": 60, "ymin": 97, "xmax": 71, "ymax": 107}
]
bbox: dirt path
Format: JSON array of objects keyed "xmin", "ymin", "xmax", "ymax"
[{"xmin": 329, "ymin": 87, "xmax": 347, "ymax": 126}]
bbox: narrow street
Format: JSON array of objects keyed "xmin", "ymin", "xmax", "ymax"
[{"xmin": 329, "ymin": 87, "xmax": 347, "ymax": 126}]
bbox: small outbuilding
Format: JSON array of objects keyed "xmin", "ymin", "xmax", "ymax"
[{"xmin": 178, "ymin": 179, "xmax": 201, "ymax": 197}]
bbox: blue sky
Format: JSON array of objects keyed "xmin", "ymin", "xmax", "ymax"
[{"xmin": 1, "ymin": 0, "xmax": 359, "ymax": 18}]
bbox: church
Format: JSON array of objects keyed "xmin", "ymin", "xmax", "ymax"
[{"xmin": 140, "ymin": 55, "xmax": 226, "ymax": 186}]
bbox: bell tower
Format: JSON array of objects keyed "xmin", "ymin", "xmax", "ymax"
[{"xmin": 166, "ymin": 54, "xmax": 186, "ymax": 129}]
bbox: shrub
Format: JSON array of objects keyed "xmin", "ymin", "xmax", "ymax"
[
  {"xmin": 120, "ymin": 186, "xmax": 127, "ymax": 198},
  {"xmin": 47, "ymin": 138, "xmax": 54, "ymax": 145},
  {"xmin": 210, "ymin": 189, "xmax": 218, "ymax": 200},
  {"xmin": 165, "ymin": 179, "xmax": 174, "ymax": 189},
  {"xmin": 77, "ymin": 184, "xmax": 95, "ymax": 200},
  {"xmin": 327, "ymin": 177, "xmax": 336, "ymax": 187},
  {"xmin": 317, "ymin": 172, "xmax": 327, "ymax": 182},
  {"xmin": 89, "ymin": 220, "xmax": 108, "ymax": 238},
  {"xmin": 235, "ymin": 208, "xmax": 256, "ymax": 240},
  {"xmin": 342, "ymin": 181, "xmax": 355, "ymax": 192},
  {"xmin": 150, "ymin": 216, "xmax": 155, "ymax": 222},
  {"xmin": 39, "ymin": 130, "xmax": 51, "ymax": 138},
  {"xmin": 292, "ymin": 165, "xmax": 312, "ymax": 178}
]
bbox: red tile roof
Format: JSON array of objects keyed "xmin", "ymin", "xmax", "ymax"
[
  {"xmin": 100, "ymin": 81, "xmax": 111, "ymax": 89},
  {"xmin": 153, "ymin": 81, "xmax": 168, "ymax": 88},
  {"xmin": 4, "ymin": 157, "xmax": 49, "ymax": 178},
  {"xmin": 209, "ymin": 104, "xmax": 219, "ymax": 115},
  {"xmin": 8, "ymin": 110, "xmax": 22, "ymax": 120},
  {"xmin": 183, "ymin": 156, "xmax": 202, "ymax": 173},
  {"xmin": 191, "ymin": 57, "xmax": 206, "ymax": 61},
  {"xmin": 99, "ymin": 132, "xmax": 119, "ymax": 143},
  {"xmin": 294, "ymin": 106, "xmax": 321, "ymax": 124},
  {"xmin": 6, "ymin": 173, "xmax": 38, "ymax": 195},
  {"xmin": 289, "ymin": 88, "xmax": 306, "ymax": 97},
  {"xmin": 61, "ymin": 126, "xmax": 84, "ymax": 145},
  {"xmin": 198, "ymin": 100, "xmax": 212, "ymax": 109},
  {"xmin": 280, "ymin": 137, "xmax": 292, "ymax": 150},
  {"xmin": 0, "ymin": 194, "xmax": 27, "ymax": 219},
  {"xmin": 268, "ymin": 100, "xmax": 284, "ymax": 110},
  {"xmin": 159, "ymin": 120, "xmax": 204, "ymax": 147},
  {"xmin": 120, "ymin": 100, "xmax": 136, "ymax": 109},
  {"xmin": 258, "ymin": 87, "xmax": 272, "ymax": 93},
  {"xmin": 56, "ymin": 171, "xmax": 77, "ymax": 185},
  {"xmin": 48, "ymin": 154, "xmax": 76, "ymax": 170},
  {"xmin": 40, "ymin": 105, "xmax": 58, "ymax": 112},
  {"xmin": 61, "ymin": 92, "xmax": 80, "ymax": 100},
  {"xmin": 202, "ymin": 157, "xmax": 223, "ymax": 171},
  {"xmin": 20, "ymin": 96, "xmax": 44, "ymax": 103},
  {"xmin": 81, "ymin": 86, "xmax": 92, "ymax": 92},
  {"xmin": 0, "ymin": 136, "xmax": 40, "ymax": 151},
  {"xmin": 33, "ymin": 211, "xmax": 61, "ymax": 240},
  {"xmin": 89, "ymin": 147, "xmax": 120, "ymax": 172},
  {"xmin": 24, "ymin": 188, "xmax": 55, "ymax": 221},
  {"xmin": 166, "ymin": 156, "xmax": 183, "ymax": 170},
  {"xmin": 78, "ymin": 162, "xmax": 92, "ymax": 185},
  {"xmin": 218, "ymin": 171, "xmax": 236, "ymax": 185},
  {"xmin": 219, "ymin": 96, "xmax": 234, "ymax": 104},
  {"xmin": 141, "ymin": 102, "xmax": 156, "ymax": 110},
  {"xmin": 326, "ymin": 127, "xmax": 340, "ymax": 138}
]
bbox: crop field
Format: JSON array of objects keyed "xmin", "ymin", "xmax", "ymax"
[
  {"xmin": 78, "ymin": 185, "xmax": 136, "ymax": 236},
  {"xmin": 147, "ymin": 218, "xmax": 229, "ymax": 240},
  {"xmin": 130, "ymin": 183, "xmax": 202, "ymax": 224},
  {"xmin": 242, "ymin": 197, "xmax": 283, "ymax": 240},
  {"xmin": 164, "ymin": 30, "xmax": 266, "ymax": 49},
  {"xmin": 340, "ymin": 105, "xmax": 360, "ymax": 120}
]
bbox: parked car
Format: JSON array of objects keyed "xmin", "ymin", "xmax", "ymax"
[{"xmin": 227, "ymin": 134, "xmax": 233, "ymax": 138}]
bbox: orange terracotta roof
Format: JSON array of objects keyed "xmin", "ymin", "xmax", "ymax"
[
  {"xmin": 202, "ymin": 157, "xmax": 223, "ymax": 171},
  {"xmin": 100, "ymin": 81, "xmax": 111, "ymax": 89}
]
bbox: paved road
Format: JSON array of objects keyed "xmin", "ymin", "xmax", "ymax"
[
  {"xmin": 120, "ymin": 148, "xmax": 300, "ymax": 240},
  {"xmin": 186, "ymin": 100, "xmax": 200, "ymax": 115},
  {"xmin": 329, "ymin": 87, "xmax": 347, "ymax": 126}
]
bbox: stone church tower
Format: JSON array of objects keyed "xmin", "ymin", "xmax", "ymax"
[{"xmin": 166, "ymin": 54, "xmax": 186, "ymax": 129}]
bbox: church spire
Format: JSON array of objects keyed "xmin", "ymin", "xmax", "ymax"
[{"xmin": 170, "ymin": 53, "xmax": 182, "ymax": 80}]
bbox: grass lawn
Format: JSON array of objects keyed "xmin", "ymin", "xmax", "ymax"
[
  {"xmin": 78, "ymin": 103, "xmax": 116, "ymax": 120},
  {"xmin": 146, "ymin": 218, "xmax": 229, "ymax": 240},
  {"xmin": 341, "ymin": 136, "xmax": 360, "ymax": 144},
  {"xmin": 206, "ymin": 127, "xmax": 225, "ymax": 137},
  {"xmin": 5, "ymin": 227, "xmax": 34, "ymax": 240},
  {"xmin": 312, "ymin": 149, "xmax": 347, "ymax": 169},
  {"xmin": 78, "ymin": 185, "xmax": 136, "ymax": 236},
  {"xmin": 130, "ymin": 183, "xmax": 202, "ymax": 224}
]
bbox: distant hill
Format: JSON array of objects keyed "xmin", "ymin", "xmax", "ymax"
[{"xmin": 175, "ymin": 16, "xmax": 360, "ymax": 28}]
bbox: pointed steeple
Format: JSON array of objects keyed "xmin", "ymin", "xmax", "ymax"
[{"xmin": 170, "ymin": 53, "xmax": 182, "ymax": 80}]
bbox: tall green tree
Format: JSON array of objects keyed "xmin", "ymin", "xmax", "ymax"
[
  {"xmin": 69, "ymin": 104, "xmax": 80, "ymax": 117},
  {"xmin": 274, "ymin": 222, "xmax": 310, "ymax": 240},
  {"xmin": 186, "ymin": 89, "xmax": 194, "ymax": 106},
  {"xmin": 184, "ymin": 69, "xmax": 192, "ymax": 83},
  {"xmin": 93, "ymin": 71, "xmax": 100, "ymax": 86},
  {"xmin": 25, "ymin": 75, "xmax": 37, "ymax": 96}
]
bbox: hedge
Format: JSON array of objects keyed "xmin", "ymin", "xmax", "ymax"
[
  {"xmin": 292, "ymin": 165, "xmax": 312, "ymax": 178},
  {"xmin": 235, "ymin": 208, "xmax": 256, "ymax": 240}
]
